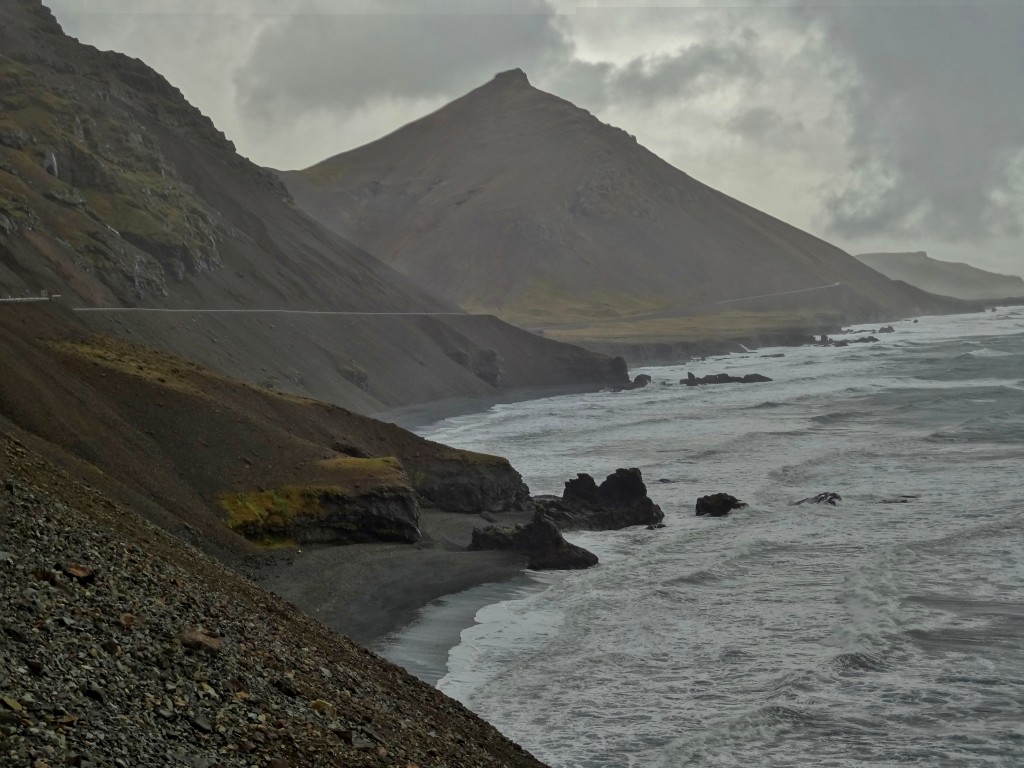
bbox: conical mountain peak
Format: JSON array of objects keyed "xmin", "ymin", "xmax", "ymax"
[
  {"xmin": 284, "ymin": 76, "xmax": 964, "ymax": 327},
  {"xmin": 490, "ymin": 68, "xmax": 531, "ymax": 87}
]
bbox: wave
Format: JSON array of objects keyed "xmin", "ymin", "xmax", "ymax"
[
  {"xmin": 827, "ymin": 650, "xmax": 889, "ymax": 674},
  {"xmin": 809, "ymin": 410, "xmax": 863, "ymax": 425},
  {"xmin": 956, "ymin": 348, "xmax": 1014, "ymax": 358}
]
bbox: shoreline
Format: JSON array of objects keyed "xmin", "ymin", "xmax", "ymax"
[
  {"xmin": 374, "ymin": 382, "xmax": 610, "ymax": 431},
  {"xmin": 255, "ymin": 507, "xmax": 539, "ymax": 647},
  {"xmin": 374, "ymin": 573, "xmax": 546, "ymax": 684}
]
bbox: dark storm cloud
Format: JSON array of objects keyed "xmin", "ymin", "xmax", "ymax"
[
  {"xmin": 801, "ymin": 3, "xmax": 1024, "ymax": 242},
  {"xmin": 234, "ymin": 0, "xmax": 568, "ymax": 124}
]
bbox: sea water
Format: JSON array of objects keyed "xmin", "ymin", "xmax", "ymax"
[{"xmin": 387, "ymin": 308, "xmax": 1024, "ymax": 767}]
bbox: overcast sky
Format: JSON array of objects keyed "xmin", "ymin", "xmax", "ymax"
[{"xmin": 49, "ymin": 0, "xmax": 1023, "ymax": 278}]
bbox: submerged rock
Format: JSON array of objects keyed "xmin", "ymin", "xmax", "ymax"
[
  {"xmin": 695, "ymin": 493, "xmax": 747, "ymax": 517},
  {"xmin": 469, "ymin": 512, "xmax": 598, "ymax": 570},
  {"xmin": 534, "ymin": 468, "xmax": 664, "ymax": 531},
  {"xmin": 683, "ymin": 372, "xmax": 772, "ymax": 386},
  {"xmin": 793, "ymin": 492, "xmax": 842, "ymax": 506}
]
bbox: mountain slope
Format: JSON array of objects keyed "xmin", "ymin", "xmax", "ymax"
[
  {"xmin": 855, "ymin": 251, "xmax": 1024, "ymax": 301},
  {"xmin": 282, "ymin": 69, "xmax": 964, "ymax": 327},
  {"xmin": 0, "ymin": 3, "xmax": 627, "ymax": 410}
]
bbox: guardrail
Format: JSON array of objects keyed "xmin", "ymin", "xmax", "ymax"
[{"xmin": 0, "ymin": 296, "xmax": 61, "ymax": 304}]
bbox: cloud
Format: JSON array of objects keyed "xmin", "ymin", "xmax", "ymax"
[
  {"xmin": 801, "ymin": 3, "xmax": 1024, "ymax": 242},
  {"xmin": 233, "ymin": 0, "xmax": 567, "ymax": 128},
  {"xmin": 545, "ymin": 40, "xmax": 762, "ymax": 111}
]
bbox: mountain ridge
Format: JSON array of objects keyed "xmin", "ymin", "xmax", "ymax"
[
  {"xmin": 282, "ymin": 69, "xmax": 966, "ymax": 329},
  {"xmin": 855, "ymin": 251, "xmax": 1024, "ymax": 301}
]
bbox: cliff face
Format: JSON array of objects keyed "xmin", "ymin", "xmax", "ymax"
[
  {"xmin": 0, "ymin": 2, "xmax": 628, "ymax": 411},
  {"xmin": 282, "ymin": 69, "xmax": 965, "ymax": 328},
  {"xmin": 855, "ymin": 251, "xmax": 1024, "ymax": 301}
]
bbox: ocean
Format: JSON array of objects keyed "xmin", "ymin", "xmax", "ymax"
[{"xmin": 380, "ymin": 308, "xmax": 1024, "ymax": 768}]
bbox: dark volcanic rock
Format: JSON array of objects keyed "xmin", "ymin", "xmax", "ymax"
[
  {"xmin": 469, "ymin": 512, "xmax": 598, "ymax": 570},
  {"xmin": 695, "ymin": 493, "xmax": 747, "ymax": 517},
  {"xmin": 290, "ymin": 488, "xmax": 420, "ymax": 545},
  {"xmin": 683, "ymin": 372, "xmax": 772, "ymax": 386},
  {"xmin": 412, "ymin": 458, "xmax": 530, "ymax": 514},
  {"xmin": 793, "ymin": 492, "xmax": 842, "ymax": 506},
  {"xmin": 534, "ymin": 468, "xmax": 664, "ymax": 531},
  {"xmin": 632, "ymin": 373, "xmax": 653, "ymax": 388}
]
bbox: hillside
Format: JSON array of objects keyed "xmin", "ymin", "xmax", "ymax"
[
  {"xmin": 281, "ymin": 69, "xmax": 965, "ymax": 331},
  {"xmin": 855, "ymin": 251, "xmax": 1024, "ymax": 301},
  {"xmin": 1, "ymin": 432, "xmax": 546, "ymax": 768},
  {"xmin": 0, "ymin": 2, "xmax": 627, "ymax": 412},
  {"xmin": 0, "ymin": 302, "xmax": 546, "ymax": 639}
]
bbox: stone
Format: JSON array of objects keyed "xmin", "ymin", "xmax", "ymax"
[
  {"xmin": 535, "ymin": 468, "xmax": 664, "ymax": 531},
  {"xmin": 190, "ymin": 715, "xmax": 213, "ymax": 733},
  {"xmin": 2, "ymin": 697, "xmax": 23, "ymax": 712},
  {"xmin": 468, "ymin": 512, "xmax": 598, "ymax": 570},
  {"xmin": 60, "ymin": 564, "xmax": 96, "ymax": 585},
  {"xmin": 695, "ymin": 493, "xmax": 747, "ymax": 517},
  {"xmin": 82, "ymin": 685, "xmax": 105, "ymax": 704},
  {"xmin": 631, "ymin": 373, "xmax": 652, "ymax": 388},
  {"xmin": 878, "ymin": 325, "xmax": 895, "ymax": 333},
  {"xmin": 274, "ymin": 677, "xmax": 300, "ymax": 697},
  {"xmin": 177, "ymin": 629, "xmax": 223, "ymax": 654},
  {"xmin": 4, "ymin": 624, "xmax": 30, "ymax": 643},
  {"xmin": 683, "ymin": 372, "xmax": 772, "ymax": 386}
]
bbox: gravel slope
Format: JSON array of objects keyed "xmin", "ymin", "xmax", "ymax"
[{"xmin": 0, "ymin": 433, "xmax": 547, "ymax": 768}]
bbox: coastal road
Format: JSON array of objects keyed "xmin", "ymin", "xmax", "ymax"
[{"xmin": 72, "ymin": 308, "xmax": 468, "ymax": 316}]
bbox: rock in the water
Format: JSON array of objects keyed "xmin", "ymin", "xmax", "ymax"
[
  {"xmin": 534, "ymin": 468, "xmax": 664, "ymax": 531},
  {"xmin": 469, "ymin": 512, "xmax": 598, "ymax": 570},
  {"xmin": 793, "ymin": 492, "xmax": 842, "ymax": 506},
  {"xmin": 695, "ymin": 493, "xmax": 747, "ymax": 517},
  {"xmin": 878, "ymin": 325, "xmax": 895, "ymax": 333},
  {"xmin": 631, "ymin": 373, "xmax": 653, "ymax": 388},
  {"xmin": 682, "ymin": 373, "xmax": 772, "ymax": 386}
]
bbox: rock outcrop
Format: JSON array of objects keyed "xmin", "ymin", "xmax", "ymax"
[
  {"xmin": 223, "ymin": 485, "xmax": 421, "ymax": 545},
  {"xmin": 468, "ymin": 512, "xmax": 598, "ymax": 570},
  {"xmin": 695, "ymin": 493, "xmax": 747, "ymax": 517},
  {"xmin": 683, "ymin": 372, "xmax": 772, "ymax": 386},
  {"xmin": 411, "ymin": 456, "xmax": 531, "ymax": 515},
  {"xmin": 533, "ymin": 468, "xmax": 664, "ymax": 531}
]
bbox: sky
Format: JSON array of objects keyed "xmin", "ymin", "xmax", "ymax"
[{"xmin": 48, "ymin": 0, "xmax": 1024, "ymax": 279}]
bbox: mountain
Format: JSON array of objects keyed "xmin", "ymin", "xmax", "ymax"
[
  {"xmin": 855, "ymin": 252, "xmax": 1024, "ymax": 301},
  {"xmin": 281, "ymin": 69, "xmax": 965, "ymax": 330},
  {"xmin": 0, "ymin": 2, "xmax": 626, "ymax": 411}
]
